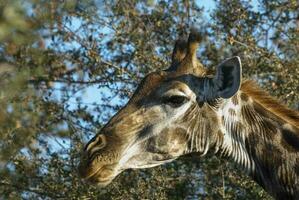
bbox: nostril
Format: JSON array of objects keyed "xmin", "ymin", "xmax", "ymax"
[
  {"xmin": 94, "ymin": 134, "xmax": 106, "ymax": 149},
  {"xmin": 84, "ymin": 134, "xmax": 107, "ymax": 156},
  {"xmin": 84, "ymin": 136, "xmax": 96, "ymax": 152}
]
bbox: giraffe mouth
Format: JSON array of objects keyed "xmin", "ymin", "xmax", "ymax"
[
  {"xmin": 78, "ymin": 160, "xmax": 119, "ymax": 186},
  {"xmin": 86, "ymin": 170, "xmax": 115, "ymax": 186}
]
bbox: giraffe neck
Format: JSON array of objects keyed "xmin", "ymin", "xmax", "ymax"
[{"xmin": 217, "ymin": 91, "xmax": 299, "ymax": 200}]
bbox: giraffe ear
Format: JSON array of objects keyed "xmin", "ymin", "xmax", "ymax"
[{"xmin": 213, "ymin": 56, "xmax": 242, "ymax": 98}]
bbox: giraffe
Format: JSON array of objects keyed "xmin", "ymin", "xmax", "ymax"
[{"xmin": 78, "ymin": 30, "xmax": 299, "ymax": 200}]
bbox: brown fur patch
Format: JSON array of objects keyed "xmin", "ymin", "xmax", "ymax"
[
  {"xmin": 281, "ymin": 128, "xmax": 299, "ymax": 152},
  {"xmin": 241, "ymin": 105, "xmax": 256, "ymax": 127},
  {"xmin": 131, "ymin": 72, "xmax": 166, "ymax": 103},
  {"xmin": 231, "ymin": 95, "xmax": 239, "ymax": 105},
  {"xmin": 261, "ymin": 119, "xmax": 279, "ymax": 140},
  {"xmin": 252, "ymin": 102, "xmax": 284, "ymax": 126},
  {"xmin": 241, "ymin": 80, "xmax": 299, "ymax": 129},
  {"xmin": 232, "ymin": 121, "xmax": 243, "ymax": 135},
  {"xmin": 240, "ymin": 92, "xmax": 249, "ymax": 102},
  {"xmin": 228, "ymin": 108, "xmax": 236, "ymax": 116},
  {"xmin": 210, "ymin": 113, "xmax": 219, "ymax": 124}
]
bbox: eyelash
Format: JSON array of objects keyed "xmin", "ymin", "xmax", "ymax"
[{"xmin": 163, "ymin": 95, "xmax": 188, "ymax": 107}]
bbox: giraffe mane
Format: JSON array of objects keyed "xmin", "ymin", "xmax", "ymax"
[{"xmin": 241, "ymin": 80, "xmax": 299, "ymax": 129}]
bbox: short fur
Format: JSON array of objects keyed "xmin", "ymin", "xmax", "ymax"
[
  {"xmin": 241, "ymin": 80, "xmax": 299, "ymax": 128},
  {"xmin": 78, "ymin": 30, "xmax": 299, "ymax": 200}
]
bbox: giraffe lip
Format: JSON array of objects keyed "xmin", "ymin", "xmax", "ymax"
[
  {"xmin": 85, "ymin": 170, "xmax": 117, "ymax": 187},
  {"xmin": 79, "ymin": 162, "xmax": 119, "ymax": 186},
  {"xmin": 78, "ymin": 162, "xmax": 102, "ymax": 180},
  {"xmin": 90, "ymin": 177, "xmax": 114, "ymax": 187}
]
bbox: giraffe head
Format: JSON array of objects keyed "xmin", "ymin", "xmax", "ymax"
[{"xmin": 78, "ymin": 30, "xmax": 242, "ymax": 186}]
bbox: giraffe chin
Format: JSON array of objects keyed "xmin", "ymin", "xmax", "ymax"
[
  {"xmin": 89, "ymin": 177, "xmax": 114, "ymax": 187},
  {"xmin": 79, "ymin": 162, "xmax": 119, "ymax": 187},
  {"xmin": 85, "ymin": 169, "xmax": 118, "ymax": 187}
]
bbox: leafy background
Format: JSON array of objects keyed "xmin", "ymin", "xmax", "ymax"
[{"xmin": 0, "ymin": 0, "xmax": 298, "ymax": 199}]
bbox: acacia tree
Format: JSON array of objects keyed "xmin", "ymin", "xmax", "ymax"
[{"xmin": 0, "ymin": 0, "xmax": 297, "ymax": 199}]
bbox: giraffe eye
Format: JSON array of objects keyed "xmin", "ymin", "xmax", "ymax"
[{"xmin": 163, "ymin": 95, "xmax": 188, "ymax": 107}]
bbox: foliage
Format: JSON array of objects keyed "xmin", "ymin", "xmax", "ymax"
[{"xmin": 0, "ymin": 0, "xmax": 297, "ymax": 199}]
